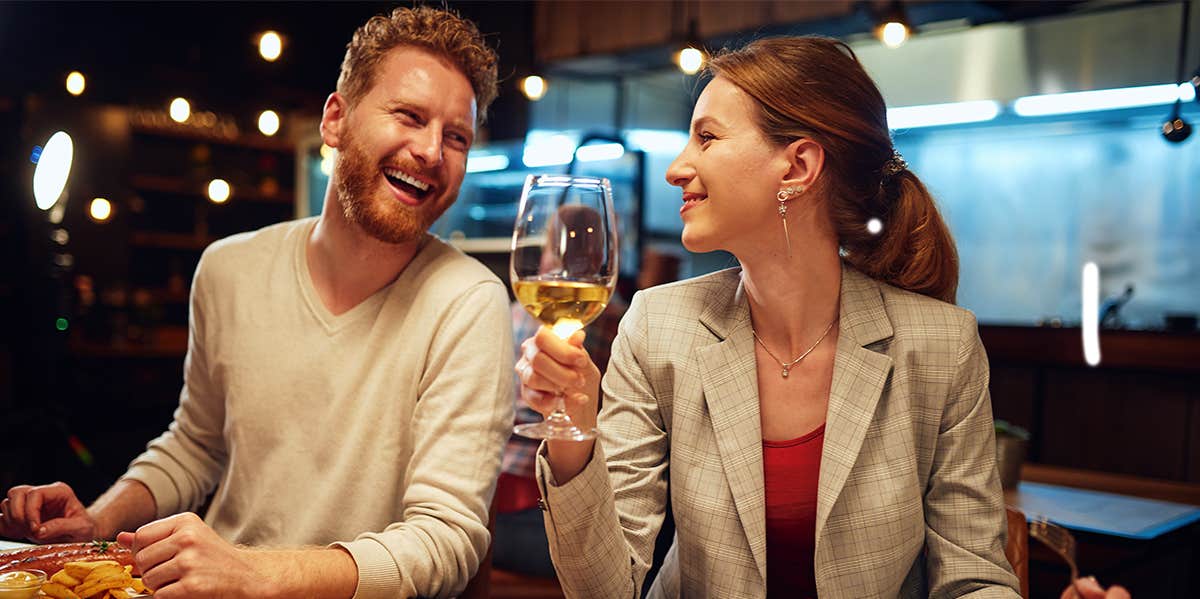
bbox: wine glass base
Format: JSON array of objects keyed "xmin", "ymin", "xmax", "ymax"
[{"xmin": 513, "ymin": 421, "xmax": 596, "ymax": 441}]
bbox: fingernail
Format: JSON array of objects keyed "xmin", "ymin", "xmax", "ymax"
[{"xmin": 37, "ymin": 526, "xmax": 46, "ymax": 536}]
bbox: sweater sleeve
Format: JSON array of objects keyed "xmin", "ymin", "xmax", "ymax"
[
  {"xmin": 122, "ymin": 249, "xmax": 229, "ymax": 518},
  {"xmin": 335, "ymin": 280, "xmax": 514, "ymax": 599},
  {"xmin": 536, "ymin": 291, "xmax": 670, "ymax": 599}
]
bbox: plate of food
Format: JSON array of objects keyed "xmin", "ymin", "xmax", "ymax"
[{"xmin": 0, "ymin": 541, "xmax": 150, "ymax": 598}]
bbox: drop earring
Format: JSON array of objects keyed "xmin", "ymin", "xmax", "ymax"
[{"xmin": 776, "ymin": 186, "xmax": 802, "ymax": 258}]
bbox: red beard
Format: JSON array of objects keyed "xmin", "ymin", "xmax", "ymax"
[{"xmin": 333, "ymin": 130, "xmax": 451, "ymax": 244}]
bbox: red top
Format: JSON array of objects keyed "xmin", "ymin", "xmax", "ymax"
[{"xmin": 763, "ymin": 424, "xmax": 824, "ymax": 599}]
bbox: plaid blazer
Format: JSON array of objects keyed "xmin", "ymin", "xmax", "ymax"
[{"xmin": 537, "ymin": 264, "xmax": 1021, "ymax": 598}]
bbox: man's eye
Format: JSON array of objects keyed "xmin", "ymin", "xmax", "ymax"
[{"xmin": 697, "ymin": 132, "xmax": 715, "ymax": 143}]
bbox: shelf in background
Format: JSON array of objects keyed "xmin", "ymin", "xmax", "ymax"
[
  {"xmin": 69, "ymin": 326, "xmax": 188, "ymax": 358},
  {"xmin": 132, "ymin": 121, "xmax": 295, "ymax": 153},
  {"xmin": 979, "ymin": 325, "xmax": 1200, "ymax": 373},
  {"xmin": 130, "ymin": 231, "xmax": 216, "ymax": 251},
  {"xmin": 131, "ymin": 174, "xmax": 293, "ymax": 204}
]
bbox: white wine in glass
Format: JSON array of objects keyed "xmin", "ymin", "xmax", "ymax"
[{"xmin": 511, "ymin": 175, "xmax": 618, "ymax": 441}]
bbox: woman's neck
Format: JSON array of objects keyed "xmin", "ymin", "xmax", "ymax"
[{"xmin": 740, "ymin": 243, "xmax": 842, "ymax": 357}]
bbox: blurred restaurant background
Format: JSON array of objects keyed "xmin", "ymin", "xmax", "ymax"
[{"xmin": 1, "ymin": 1, "xmax": 1198, "ymax": 597}]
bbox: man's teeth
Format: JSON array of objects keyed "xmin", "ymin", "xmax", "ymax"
[{"xmin": 383, "ymin": 167, "xmax": 430, "ymax": 191}]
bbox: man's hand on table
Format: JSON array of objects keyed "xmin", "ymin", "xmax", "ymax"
[
  {"xmin": 1, "ymin": 482, "xmax": 98, "ymax": 543},
  {"xmin": 117, "ymin": 512, "xmax": 357, "ymax": 599}
]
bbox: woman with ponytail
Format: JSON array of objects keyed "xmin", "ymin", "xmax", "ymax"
[{"xmin": 516, "ymin": 36, "xmax": 1107, "ymax": 598}]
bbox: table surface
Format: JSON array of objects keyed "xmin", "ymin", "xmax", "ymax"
[{"xmin": 1008, "ymin": 481, "xmax": 1200, "ymax": 539}]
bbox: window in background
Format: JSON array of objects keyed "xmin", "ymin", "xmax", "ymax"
[{"xmin": 897, "ymin": 104, "xmax": 1200, "ymax": 330}]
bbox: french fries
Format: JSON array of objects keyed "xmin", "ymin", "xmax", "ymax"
[{"xmin": 41, "ymin": 561, "xmax": 151, "ymax": 599}]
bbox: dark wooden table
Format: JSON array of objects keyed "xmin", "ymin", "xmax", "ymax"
[{"xmin": 1008, "ymin": 466, "xmax": 1200, "ymax": 598}]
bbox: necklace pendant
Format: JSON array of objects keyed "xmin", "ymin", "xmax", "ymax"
[{"xmin": 781, "ymin": 367, "xmax": 790, "ymax": 378}]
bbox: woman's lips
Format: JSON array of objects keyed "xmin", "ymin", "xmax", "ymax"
[{"xmin": 680, "ymin": 193, "xmax": 707, "ymax": 214}]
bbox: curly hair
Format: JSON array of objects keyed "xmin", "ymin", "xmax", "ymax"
[{"xmin": 337, "ymin": 6, "xmax": 499, "ymax": 123}]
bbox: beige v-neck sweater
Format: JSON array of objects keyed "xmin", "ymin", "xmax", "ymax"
[{"xmin": 122, "ymin": 218, "xmax": 513, "ymax": 599}]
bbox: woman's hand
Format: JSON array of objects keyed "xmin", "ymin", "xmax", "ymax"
[
  {"xmin": 1062, "ymin": 576, "xmax": 1131, "ymax": 599},
  {"xmin": 516, "ymin": 325, "xmax": 602, "ymax": 482}
]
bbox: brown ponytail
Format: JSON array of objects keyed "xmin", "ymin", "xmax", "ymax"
[
  {"xmin": 707, "ymin": 36, "xmax": 959, "ymax": 304},
  {"xmin": 835, "ymin": 170, "xmax": 959, "ymax": 303}
]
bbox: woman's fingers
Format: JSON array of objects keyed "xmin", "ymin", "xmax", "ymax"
[
  {"xmin": 522, "ymin": 339, "xmax": 585, "ymax": 390},
  {"xmin": 533, "ymin": 326, "xmax": 591, "ymax": 367},
  {"xmin": 520, "ymin": 385, "xmax": 557, "ymax": 413}
]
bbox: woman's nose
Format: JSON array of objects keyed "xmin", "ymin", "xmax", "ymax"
[{"xmin": 665, "ymin": 150, "xmax": 694, "ymax": 187}]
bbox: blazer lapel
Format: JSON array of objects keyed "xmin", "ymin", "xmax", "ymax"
[
  {"xmin": 696, "ymin": 274, "xmax": 768, "ymax": 585},
  {"xmin": 815, "ymin": 266, "xmax": 895, "ymax": 542}
]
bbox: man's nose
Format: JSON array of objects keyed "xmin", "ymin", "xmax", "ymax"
[{"xmin": 411, "ymin": 126, "xmax": 444, "ymax": 167}]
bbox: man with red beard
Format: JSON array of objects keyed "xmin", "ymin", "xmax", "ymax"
[{"xmin": 1, "ymin": 7, "xmax": 511, "ymax": 599}]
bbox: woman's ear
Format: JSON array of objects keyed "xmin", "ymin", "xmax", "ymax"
[
  {"xmin": 319, "ymin": 92, "xmax": 348, "ymax": 148},
  {"xmin": 780, "ymin": 138, "xmax": 824, "ymax": 191}
]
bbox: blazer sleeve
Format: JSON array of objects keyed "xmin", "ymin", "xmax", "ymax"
[
  {"xmin": 923, "ymin": 311, "xmax": 1022, "ymax": 598},
  {"xmin": 536, "ymin": 291, "xmax": 670, "ymax": 599}
]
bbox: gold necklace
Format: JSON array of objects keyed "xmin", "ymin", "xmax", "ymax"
[{"xmin": 751, "ymin": 318, "xmax": 837, "ymax": 379}]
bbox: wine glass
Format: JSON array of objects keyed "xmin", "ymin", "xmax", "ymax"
[{"xmin": 511, "ymin": 174, "xmax": 618, "ymax": 441}]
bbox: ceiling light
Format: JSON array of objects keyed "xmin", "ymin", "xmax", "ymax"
[
  {"xmin": 89, "ymin": 198, "xmax": 112, "ymax": 222},
  {"xmin": 207, "ymin": 178, "xmax": 231, "ymax": 203},
  {"xmin": 259, "ymin": 31, "xmax": 283, "ymax": 62},
  {"xmin": 258, "ymin": 110, "xmax": 280, "ymax": 136},
  {"xmin": 466, "ymin": 153, "xmax": 510, "ymax": 173},
  {"xmin": 677, "ymin": 47, "xmax": 705, "ymax": 75},
  {"xmin": 874, "ymin": 1, "xmax": 916, "ymax": 49},
  {"xmin": 66, "ymin": 71, "xmax": 86, "ymax": 96},
  {"xmin": 879, "ymin": 22, "xmax": 909, "ymax": 48},
  {"xmin": 575, "ymin": 143, "xmax": 625, "ymax": 162},
  {"xmin": 522, "ymin": 76, "xmax": 547, "ymax": 101},
  {"xmin": 887, "ymin": 100, "xmax": 1000, "ymax": 129},
  {"xmin": 169, "ymin": 97, "xmax": 191, "ymax": 123},
  {"xmin": 1014, "ymin": 83, "xmax": 1190, "ymax": 116}
]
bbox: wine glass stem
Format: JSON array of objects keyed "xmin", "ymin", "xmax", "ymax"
[{"xmin": 548, "ymin": 393, "xmax": 569, "ymax": 424}]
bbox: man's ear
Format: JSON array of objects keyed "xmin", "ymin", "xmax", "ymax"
[
  {"xmin": 319, "ymin": 92, "xmax": 349, "ymax": 148},
  {"xmin": 780, "ymin": 138, "xmax": 825, "ymax": 191}
]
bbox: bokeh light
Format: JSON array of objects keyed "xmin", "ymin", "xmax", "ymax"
[
  {"xmin": 89, "ymin": 197, "xmax": 112, "ymax": 222},
  {"xmin": 169, "ymin": 97, "xmax": 191, "ymax": 123},
  {"xmin": 207, "ymin": 178, "xmax": 231, "ymax": 203},
  {"xmin": 677, "ymin": 47, "xmax": 704, "ymax": 75},
  {"xmin": 33, "ymin": 131, "xmax": 73, "ymax": 210},
  {"xmin": 258, "ymin": 110, "xmax": 280, "ymax": 136},
  {"xmin": 66, "ymin": 71, "xmax": 86, "ymax": 95},
  {"xmin": 259, "ymin": 31, "xmax": 282, "ymax": 61},
  {"xmin": 522, "ymin": 76, "xmax": 546, "ymax": 101},
  {"xmin": 880, "ymin": 22, "xmax": 909, "ymax": 48}
]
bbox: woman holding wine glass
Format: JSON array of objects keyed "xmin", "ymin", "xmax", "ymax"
[
  {"xmin": 514, "ymin": 36, "xmax": 1049, "ymax": 599},
  {"xmin": 510, "ymin": 176, "xmax": 618, "ymax": 441}
]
